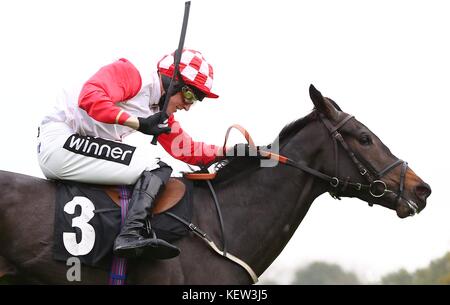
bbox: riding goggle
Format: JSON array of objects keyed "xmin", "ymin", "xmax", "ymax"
[{"xmin": 182, "ymin": 86, "xmax": 199, "ymax": 104}]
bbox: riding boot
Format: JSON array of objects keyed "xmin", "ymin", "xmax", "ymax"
[{"xmin": 113, "ymin": 168, "xmax": 180, "ymax": 260}]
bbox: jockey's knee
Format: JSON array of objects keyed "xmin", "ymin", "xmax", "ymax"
[{"xmin": 148, "ymin": 161, "xmax": 173, "ymax": 183}]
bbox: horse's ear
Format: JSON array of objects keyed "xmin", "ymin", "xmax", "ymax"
[{"xmin": 309, "ymin": 84, "xmax": 339, "ymax": 121}]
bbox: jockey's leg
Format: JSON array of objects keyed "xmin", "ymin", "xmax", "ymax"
[
  {"xmin": 37, "ymin": 122, "xmax": 180, "ymax": 259},
  {"xmin": 112, "ymin": 163, "xmax": 180, "ymax": 259},
  {"xmin": 37, "ymin": 122, "xmax": 161, "ymax": 185}
]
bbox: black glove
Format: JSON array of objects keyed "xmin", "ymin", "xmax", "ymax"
[
  {"xmin": 225, "ymin": 143, "xmax": 262, "ymax": 157},
  {"xmin": 137, "ymin": 112, "xmax": 171, "ymax": 136}
]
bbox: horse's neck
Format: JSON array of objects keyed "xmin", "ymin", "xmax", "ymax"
[
  {"xmin": 238, "ymin": 168, "xmax": 324, "ymax": 276},
  {"xmin": 218, "ymin": 124, "xmax": 328, "ymax": 277}
]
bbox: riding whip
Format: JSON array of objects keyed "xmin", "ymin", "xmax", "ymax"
[{"xmin": 151, "ymin": 1, "xmax": 191, "ymax": 145}]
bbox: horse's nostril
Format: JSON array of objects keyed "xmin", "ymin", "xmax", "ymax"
[{"xmin": 415, "ymin": 184, "xmax": 432, "ymax": 201}]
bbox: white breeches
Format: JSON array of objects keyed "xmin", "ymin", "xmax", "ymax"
[{"xmin": 37, "ymin": 122, "xmax": 161, "ymax": 185}]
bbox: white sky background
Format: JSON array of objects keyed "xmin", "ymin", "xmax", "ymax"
[{"xmin": 0, "ymin": 0, "xmax": 449, "ymax": 283}]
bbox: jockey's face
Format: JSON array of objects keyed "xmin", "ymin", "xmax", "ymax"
[
  {"xmin": 166, "ymin": 92, "xmax": 192, "ymax": 115},
  {"xmin": 159, "ymin": 73, "xmax": 193, "ymax": 116}
]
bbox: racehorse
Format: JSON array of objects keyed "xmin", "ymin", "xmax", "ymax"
[{"xmin": 0, "ymin": 85, "xmax": 431, "ymax": 284}]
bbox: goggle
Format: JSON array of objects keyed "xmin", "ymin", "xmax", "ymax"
[{"xmin": 181, "ymin": 86, "xmax": 199, "ymax": 104}]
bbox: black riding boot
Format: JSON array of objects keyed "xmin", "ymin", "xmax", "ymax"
[{"xmin": 113, "ymin": 167, "xmax": 180, "ymax": 259}]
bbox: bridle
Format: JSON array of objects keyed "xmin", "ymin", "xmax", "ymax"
[
  {"xmin": 317, "ymin": 114, "xmax": 412, "ymax": 206},
  {"xmin": 259, "ymin": 112, "xmax": 418, "ymax": 214}
]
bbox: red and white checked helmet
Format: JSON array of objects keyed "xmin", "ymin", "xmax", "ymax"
[{"xmin": 157, "ymin": 49, "xmax": 219, "ymax": 99}]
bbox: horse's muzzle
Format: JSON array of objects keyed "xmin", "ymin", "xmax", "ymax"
[
  {"xmin": 415, "ymin": 183, "xmax": 432, "ymax": 204},
  {"xmin": 396, "ymin": 182, "xmax": 431, "ymax": 218}
]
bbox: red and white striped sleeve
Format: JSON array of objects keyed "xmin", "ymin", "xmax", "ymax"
[
  {"xmin": 78, "ymin": 58, "xmax": 142, "ymax": 125},
  {"xmin": 157, "ymin": 115, "xmax": 222, "ymax": 166}
]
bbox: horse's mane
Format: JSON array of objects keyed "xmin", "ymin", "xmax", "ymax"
[
  {"xmin": 213, "ymin": 111, "xmax": 317, "ymax": 183},
  {"xmin": 278, "ymin": 111, "xmax": 317, "ymax": 145}
]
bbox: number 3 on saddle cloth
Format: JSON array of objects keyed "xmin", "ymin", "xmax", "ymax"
[{"xmin": 52, "ymin": 178, "xmax": 193, "ymax": 269}]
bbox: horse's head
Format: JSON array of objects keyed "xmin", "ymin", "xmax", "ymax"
[{"xmin": 293, "ymin": 85, "xmax": 431, "ymax": 218}]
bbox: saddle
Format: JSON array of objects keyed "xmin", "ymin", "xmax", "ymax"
[{"xmin": 102, "ymin": 178, "xmax": 186, "ymax": 215}]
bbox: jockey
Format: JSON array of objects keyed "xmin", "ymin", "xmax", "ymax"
[{"xmin": 37, "ymin": 49, "xmax": 224, "ymax": 260}]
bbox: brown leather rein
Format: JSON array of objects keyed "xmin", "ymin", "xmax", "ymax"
[
  {"xmin": 183, "ymin": 124, "xmax": 287, "ymax": 180},
  {"xmin": 186, "ymin": 116, "xmax": 414, "ymax": 213}
]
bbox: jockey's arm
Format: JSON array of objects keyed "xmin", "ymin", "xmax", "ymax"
[
  {"xmin": 78, "ymin": 58, "xmax": 224, "ymax": 165},
  {"xmin": 79, "ymin": 59, "xmax": 169, "ymax": 136},
  {"xmin": 157, "ymin": 115, "xmax": 223, "ymax": 166},
  {"xmin": 123, "ymin": 116, "xmax": 139, "ymax": 130},
  {"xmin": 78, "ymin": 58, "xmax": 141, "ymax": 125}
]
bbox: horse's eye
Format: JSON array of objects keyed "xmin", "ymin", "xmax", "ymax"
[{"xmin": 359, "ymin": 134, "xmax": 372, "ymax": 146}]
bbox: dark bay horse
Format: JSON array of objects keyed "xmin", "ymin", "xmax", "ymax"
[{"xmin": 0, "ymin": 85, "xmax": 431, "ymax": 284}]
